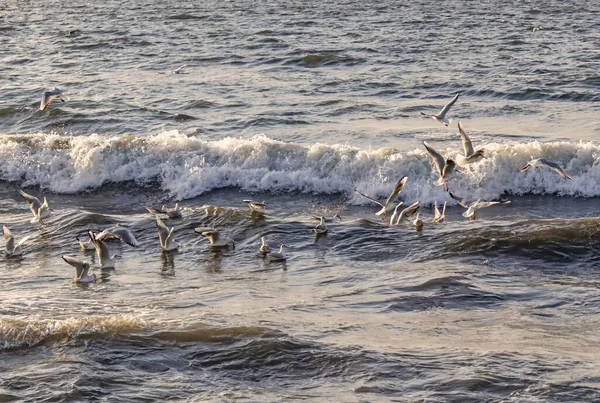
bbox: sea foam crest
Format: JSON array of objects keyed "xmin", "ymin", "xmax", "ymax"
[{"xmin": 0, "ymin": 131, "xmax": 598, "ymax": 204}]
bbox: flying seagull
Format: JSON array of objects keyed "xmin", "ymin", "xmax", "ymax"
[
  {"xmin": 420, "ymin": 93, "xmax": 459, "ymax": 126},
  {"xmin": 457, "ymin": 121, "xmax": 485, "ymax": 164},
  {"xmin": 423, "ymin": 142, "xmax": 458, "ymax": 191},
  {"xmin": 355, "ymin": 176, "xmax": 408, "ymax": 217},
  {"xmin": 40, "ymin": 88, "xmax": 67, "ymax": 111},
  {"xmin": 449, "ymin": 192, "xmax": 511, "ymax": 220},
  {"xmin": 520, "ymin": 158, "xmax": 572, "ymax": 180}
]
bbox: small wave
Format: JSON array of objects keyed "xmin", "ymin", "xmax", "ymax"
[
  {"xmin": 0, "ymin": 315, "xmax": 146, "ymax": 351},
  {"xmin": 288, "ymin": 53, "xmax": 363, "ymax": 67},
  {"xmin": 0, "ymin": 132, "xmax": 599, "ymax": 202}
]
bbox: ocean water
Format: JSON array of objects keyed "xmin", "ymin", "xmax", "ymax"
[{"xmin": 1, "ymin": 0, "xmax": 600, "ymax": 401}]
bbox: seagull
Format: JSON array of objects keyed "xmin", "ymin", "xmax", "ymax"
[
  {"xmin": 311, "ymin": 214, "xmax": 342, "ymax": 223},
  {"xmin": 62, "ymin": 255, "xmax": 96, "ymax": 283},
  {"xmin": 259, "ymin": 236, "xmax": 271, "ymax": 255},
  {"xmin": 412, "ymin": 212, "xmax": 423, "ymax": 230},
  {"xmin": 88, "ymin": 231, "xmax": 115, "ymax": 269},
  {"xmin": 432, "ymin": 201, "xmax": 447, "ymax": 223},
  {"xmin": 40, "ymin": 88, "xmax": 67, "ymax": 111},
  {"xmin": 355, "ymin": 176, "xmax": 408, "ymax": 218},
  {"xmin": 155, "ymin": 217, "xmax": 179, "ymax": 251},
  {"xmin": 267, "ymin": 244, "xmax": 287, "ymax": 261},
  {"xmin": 457, "ymin": 121, "xmax": 485, "ymax": 165},
  {"xmin": 96, "ymin": 224, "xmax": 140, "ymax": 247},
  {"xmin": 3, "ymin": 226, "xmax": 31, "ymax": 257},
  {"xmin": 420, "ymin": 93, "xmax": 459, "ymax": 126},
  {"xmin": 243, "ymin": 200, "xmax": 267, "ymax": 214},
  {"xmin": 449, "ymin": 192, "xmax": 511, "ymax": 220},
  {"xmin": 195, "ymin": 227, "xmax": 235, "ymax": 248},
  {"xmin": 19, "ymin": 190, "xmax": 52, "ymax": 223},
  {"xmin": 313, "ymin": 216, "xmax": 328, "ymax": 235},
  {"xmin": 423, "ymin": 142, "xmax": 458, "ymax": 191},
  {"xmin": 146, "ymin": 204, "xmax": 182, "ymax": 219},
  {"xmin": 172, "ymin": 63, "xmax": 188, "ymax": 74},
  {"xmin": 520, "ymin": 158, "xmax": 572, "ymax": 180},
  {"xmin": 392, "ymin": 201, "xmax": 420, "ymax": 225}
]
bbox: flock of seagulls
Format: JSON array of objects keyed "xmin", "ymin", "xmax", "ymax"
[
  {"xmin": 355, "ymin": 93, "xmax": 573, "ymax": 227},
  {"xmin": 27, "ymin": 91, "xmax": 575, "ymax": 282}
]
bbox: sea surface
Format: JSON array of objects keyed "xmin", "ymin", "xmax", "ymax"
[{"xmin": 1, "ymin": 0, "xmax": 600, "ymax": 401}]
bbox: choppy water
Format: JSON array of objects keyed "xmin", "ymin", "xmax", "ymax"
[{"xmin": 1, "ymin": 0, "xmax": 600, "ymax": 401}]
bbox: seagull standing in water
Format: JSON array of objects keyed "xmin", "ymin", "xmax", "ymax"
[
  {"xmin": 62, "ymin": 255, "xmax": 96, "ymax": 283},
  {"xmin": 423, "ymin": 142, "xmax": 458, "ymax": 192},
  {"xmin": 355, "ymin": 176, "xmax": 408, "ymax": 218},
  {"xmin": 420, "ymin": 93, "xmax": 460, "ymax": 126},
  {"xmin": 3, "ymin": 226, "xmax": 31, "ymax": 257},
  {"xmin": 520, "ymin": 158, "xmax": 572, "ymax": 180},
  {"xmin": 146, "ymin": 204, "xmax": 182, "ymax": 219},
  {"xmin": 412, "ymin": 212, "xmax": 423, "ymax": 230},
  {"xmin": 40, "ymin": 88, "xmax": 67, "ymax": 111},
  {"xmin": 457, "ymin": 121, "xmax": 485, "ymax": 165},
  {"xmin": 19, "ymin": 190, "xmax": 52, "ymax": 223},
  {"xmin": 449, "ymin": 192, "xmax": 511, "ymax": 220}
]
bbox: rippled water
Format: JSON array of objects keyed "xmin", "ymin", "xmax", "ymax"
[{"xmin": 1, "ymin": 0, "xmax": 600, "ymax": 401}]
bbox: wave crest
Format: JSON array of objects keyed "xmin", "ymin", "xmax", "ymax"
[{"xmin": 0, "ymin": 131, "xmax": 599, "ymax": 202}]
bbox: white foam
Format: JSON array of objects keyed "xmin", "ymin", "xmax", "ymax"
[{"xmin": 0, "ymin": 131, "xmax": 598, "ymax": 204}]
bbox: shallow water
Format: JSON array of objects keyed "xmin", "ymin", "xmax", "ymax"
[{"xmin": 1, "ymin": 0, "xmax": 600, "ymax": 401}]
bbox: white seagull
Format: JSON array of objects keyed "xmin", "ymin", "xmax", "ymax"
[
  {"xmin": 62, "ymin": 255, "xmax": 96, "ymax": 283},
  {"xmin": 155, "ymin": 217, "xmax": 179, "ymax": 251},
  {"xmin": 391, "ymin": 201, "xmax": 420, "ymax": 225},
  {"xmin": 355, "ymin": 176, "xmax": 408, "ymax": 218},
  {"xmin": 96, "ymin": 224, "xmax": 140, "ymax": 247},
  {"xmin": 40, "ymin": 87, "xmax": 67, "ymax": 111},
  {"xmin": 88, "ymin": 231, "xmax": 115, "ymax": 269},
  {"xmin": 313, "ymin": 216, "xmax": 328, "ymax": 235},
  {"xmin": 267, "ymin": 244, "xmax": 287, "ymax": 261},
  {"xmin": 432, "ymin": 201, "xmax": 447, "ymax": 223},
  {"xmin": 520, "ymin": 158, "xmax": 572, "ymax": 180},
  {"xmin": 457, "ymin": 121, "xmax": 485, "ymax": 165},
  {"xmin": 243, "ymin": 200, "xmax": 267, "ymax": 214},
  {"xmin": 423, "ymin": 142, "xmax": 458, "ymax": 192},
  {"xmin": 195, "ymin": 227, "xmax": 235, "ymax": 248},
  {"xmin": 3, "ymin": 226, "xmax": 31, "ymax": 257},
  {"xmin": 449, "ymin": 192, "xmax": 511, "ymax": 220},
  {"xmin": 420, "ymin": 93, "xmax": 459, "ymax": 126},
  {"xmin": 260, "ymin": 236, "xmax": 272, "ymax": 255},
  {"xmin": 19, "ymin": 190, "xmax": 52, "ymax": 223}
]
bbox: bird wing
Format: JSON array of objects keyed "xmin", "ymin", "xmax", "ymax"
[
  {"xmin": 383, "ymin": 176, "xmax": 407, "ymax": 208},
  {"xmin": 89, "ymin": 231, "xmax": 111, "ymax": 261},
  {"xmin": 354, "ymin": 190, "xmax": 384, "ymax": 209},
  {"xmin": 19, "ymin": 190, "xmax": 41, "ymax": 215},
  {"xmin": 458, "ymin": 121, "xmax": 475, "ymax": 157},
  {"xmin": 437, "ymin": 93, "xmax": 459, "ymax": 119},
  {"xmin": 449, "ymin": 192, "xmax": 469, "ymax": 208},
  {"xmin": 101, "ymin": 227, "xmax": 139, "ymax": 247},
  {"xmin": 397, "ymin": 201, "xmax": 420, "ymax": 223},
  {"xmin": 433, "ymin": 201, "xmax": 441, "ymax": 220},
  {"xmin": 62, "ymin": 255, "xmax": 85, "ymax": 278},
  {"xmin": 3, "ymin": 226, "xmax": 15, "ymax": 252},
  {"xmin": 520, "ymin": 161, "xmax": 533, "ymax": 172},
  {"xmin": 441, "ymin": 159, "xmax": 456, "ymax": 179},
  {"xmin": 155, "ymin": 217, "xmax": 172, "ymax": 246},
  {"xmin": 422, "ymin": 142, "xmax": 446, "ymax": 176},
  {"xmin": 15, "ymin": 234, "xmax": 32, "ymax": 248},
  {"xmin": 539, "ymin": 159, "xmax": 572, "ymax": 180}
]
